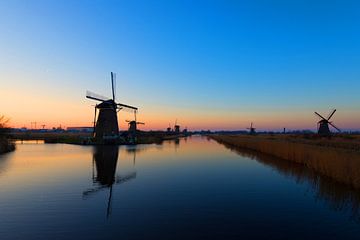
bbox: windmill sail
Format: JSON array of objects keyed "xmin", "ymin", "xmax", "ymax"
[
  {"xmin": 327, "ymin": 109, "xmax": 336, "ymax": 120},
  {"xmin": 117, "ymin": 103, "xmax": 138, "ymax": 111},
  {"xmin": 86, "ymin": 90, "xmax": 111, "ymax": 102},
  {"xmin": 111, "ymin": 72, "xmax": 116, "ymax": 101}
]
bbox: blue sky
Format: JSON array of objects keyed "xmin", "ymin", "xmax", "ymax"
[{"xmin": 0, "ymin": 0, "xmax": 359, "ymax": 130}]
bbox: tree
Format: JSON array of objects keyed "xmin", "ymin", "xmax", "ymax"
[{"xmin": 0, "ymin": 115, "xmax": 10, "ymax": 136}]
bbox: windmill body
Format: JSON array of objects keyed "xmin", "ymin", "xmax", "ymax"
[
  {"xmin": 174, "ymin": 119, "xmax": 180, "ymax": 133},
  {"xmin": 247, "ymin": 122, "xmax": 256, "ymax": 135},
  {"xmin": 128, "ymin": 121, "xmax": 137, "ymax": 132},
  {"xmin": 315, "ymin": 109, "xmax": 340, "ymax": 136},
  {"xmin": 166, "ymin": 123, "xmax": 172, "ymax": 133},
  {"xmin": 318, "ymin": 119, "xmax": 331, "ymax": 135},
  {"xmin": 86, "ymin": 72, "xmax": 138, "ymax": 143},
  {"xmin": 126, "ymin": 110, "xmax": 145, "ymax": 138},
  {"xmin": 174, "ymin": 125, "xmax": 180, "ymax": 133},
  {"xmin": 127, "ymin": 120, "xmax": 145, "ymax": 134},
  {"xmin": 95, "ymin": 100, "xmax": 119, "ymax": 140}
]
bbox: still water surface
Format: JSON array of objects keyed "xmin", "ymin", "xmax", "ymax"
[{"xmin": 0, "ymin": 136, "xmax": 360, "ymax": 239}]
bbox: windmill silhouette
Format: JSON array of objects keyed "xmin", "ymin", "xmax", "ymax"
[
  {"xmin": 174, "ymin": 119, "xmax": 180, "ymax": 133},
  {"xmin": 166, "ymin": 123, "xmax": 171, "ymax": 133},
  {"xmin": 83, "ymin": 146, "xmax": 137, "ymax": 218},
  {"xmin": 247, "ymin": 122, "xmax": 256, "ymax": 135},
  {"xmin": 314, "ymin": 109, "xmax": 341, "ymax": 135},
  {"xmin": 126, "ymin": 110, "xmax": 145, "ymax": 134},
  {"xmin": 86, "ymin": 72, "xmax": 138, "ymax": 143}
]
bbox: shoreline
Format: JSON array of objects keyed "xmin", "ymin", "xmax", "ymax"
[
  {"xmin": 210, "ymin": 134, "xmax": 360, "ymax": 189},
  {"xmin": 0, "ymin": 138, "xmax": 15, "ymax": 154},
  {"xmin": 9, "ymin": 131, "xmax": 188, "ymax": 146}
]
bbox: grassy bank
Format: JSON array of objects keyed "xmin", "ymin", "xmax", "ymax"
[
  {"xmin": 9, "ymin": 131, "xmax": 186, "ymax": 145},
  {"xmin": 0, "ymin": 138, "xmax": 15, "ymax": 154},
  {"xmin": 211, "ymin": 134, "xmax": 360, "ymax": 188}
]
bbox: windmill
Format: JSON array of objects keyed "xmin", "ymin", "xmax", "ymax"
[
  {"xmin": 314, "ymin": 109, "xmax": 340, "ymax": 135},
  {"xmin": 166, "ymin": 123, "xmax": 171, "ymax": 133},
  {"xmin": 86, "ymin": 72, "xmax": 138, "ymax": 142},
  {"xmin": 174, "ymin": 119, "xmax": 180, "ymax": 133},
  {"xmin": 126, "ymin": 110, "xmax": 145, "ymax": 134},
  {"xmin": 83, "ymin": 146, "xmax": 136, "ymax": 218},
  {"xmin": 247, "ymin": 122, "xmax": 256, "ymax": 135}
]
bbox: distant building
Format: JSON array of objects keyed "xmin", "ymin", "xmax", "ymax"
[{"xmin": 67, "ymin": 127, "xmax": 93, "ymax": 133}]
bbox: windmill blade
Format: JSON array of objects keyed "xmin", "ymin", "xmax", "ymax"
[
  {"xmin": 329, "ymin": 122, "xmax": 341, "ymax": 132},
  {"xmin": 314, "ymin": 112, "xmax": 327, "ymax": 121},
  {"xmin": 111, "ymin": 72, "xmax": 116, "ymax": 101},
  {"xmin": 117, "ymin": 103, "xmax": 138, "ymax": 111},
  {"xmin": 86, "ymin": 90, "xmax": 111, "ymax": 102},
  {"xmin": 114, "ymin": 172, "xmax": 136, "ymax": 184},
  {"xmin": 125, "ymin": 120, "xmax": 131, "ymax": 123},
  {"xmin": 327, "ymin": 109, "xmax": 336, "ymax": 120},
  {"xmin": 83, "ymin": 172, "xmax": 136, "ymax": 199},
  {"xmin": 82, "ymin": 185, "xmax": 110, "ymax": 198},
  {"xmin": 137, "ymin": 122, "xmax": 145, "ymax": 125},
  {"xmin": 117, "ymin": 107, "xmax": 135, "ymax": 113}
]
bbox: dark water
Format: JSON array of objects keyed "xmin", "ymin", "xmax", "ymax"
[{"xmin": 0, "ymin": 136, "xmax": 360, "ymax": 240}]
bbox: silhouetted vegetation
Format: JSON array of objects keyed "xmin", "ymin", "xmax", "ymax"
[
  {"xmin": 9, "ymin": 130, "xmax": 185, "ymax": 145},
  {"xmin": 0, "ymin": 116, "xmax": 15, "ymax": 154},
  {"xmin": 211, "ymin": 134, "xmax": 360, "ymax": 188}
]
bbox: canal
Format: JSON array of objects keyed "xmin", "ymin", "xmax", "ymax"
[{"xmin": 0, "ymin": 136, "xmax": 359, "ymax": 239}]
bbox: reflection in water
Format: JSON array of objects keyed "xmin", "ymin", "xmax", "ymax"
[
  {"xmin": 3, "ymin": 136, "xmax": 360, "ymax": 239},
  {"xmin": 83, "ymin": 146, "xmax": 137, "ymax": 218},
  {"xmin": 0, "ymin": 154, "xmax": 11, "ymax": 176},
  {"xmin": 219, "ymin": 141, "xmax": 360, "ymax": 222}
]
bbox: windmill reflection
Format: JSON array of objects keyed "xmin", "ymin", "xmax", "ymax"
[
  {"xmin": 218, "ymin": 141, "xmax": 360, "ymax": 222},
  {"xmin": 83, "ymin": 145, "xmax": 136, "ymax": 218}
]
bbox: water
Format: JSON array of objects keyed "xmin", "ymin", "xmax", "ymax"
[{"xmin": 0, "ymin": 136, "xmax": 360, "ymax": 239}]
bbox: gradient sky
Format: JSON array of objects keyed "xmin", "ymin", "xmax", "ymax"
[{"xmin": 1, "ymin": 0, "xmax": 359, "ymax": 131}]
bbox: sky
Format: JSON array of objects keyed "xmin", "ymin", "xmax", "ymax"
[{"xmin": 0, "ymin": 0, "xmax": 359, "ymax": 131}]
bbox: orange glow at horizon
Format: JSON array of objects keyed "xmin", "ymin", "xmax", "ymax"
[{"xmin": 2, "ymin": 82, "xmax": 360, "ymax": 131}]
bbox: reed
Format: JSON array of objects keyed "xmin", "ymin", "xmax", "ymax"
[
  {"xmin": 0, "ymin": 115, "xmax": 15, "ymax": 154},
  {"xmin": 211, "ymin": 134, "xmax": 360, "ymax": 188},
  {"xmin": 0, "ymin": 138, "xmax": 15, "ymax": 154}
]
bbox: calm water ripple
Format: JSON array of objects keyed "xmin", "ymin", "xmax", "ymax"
[{"xmin": 0, "ymin": 136, "xmax": 359, "ymax": 239}]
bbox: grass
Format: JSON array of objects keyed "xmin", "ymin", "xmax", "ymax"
[
  {"xmin": 0, "ymin": 137, "xmax": 15, "ymax": 154},
  {"xmin": 211, "ymin": 134, "xmax": 360, "ymax": 188},
  {"xmin": 0, "ymin": 115, "xmax": 15, "ymax": 154},
  {"xmin": 10, "ymin": 132, "xmax": 92, "ymax": 144},
  {"xmin": 9, "ymin": 131, "xmax": 184, "ymax": 145}
]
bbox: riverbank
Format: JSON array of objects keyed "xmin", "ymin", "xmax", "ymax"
[
  {"xmin": 9, "ymin": 131, "xmax": 188, "ymax": 145},
  {"xmin": 211, "ymin": 134, "xmax": 360, "ymax": 188},
  {"xmin": 0, "ymin": 138, "xmax": 15, "ymax": 154}
]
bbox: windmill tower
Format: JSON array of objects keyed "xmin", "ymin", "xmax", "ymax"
[
  {"xmin": 86, "ymin": 72, "xmax": 138, "ymax": 142},
  {"xmin": 314, "ymin": 109, "xmax": 340, "ymax": 135},
  {"xmin": 174, "ymin": 119, "xmax": 180, "ymax": 133},
  {"xmin": 166, "ymin": 123, "xmax": 172, "ymax": 133},
  {"xmin": 126, "ymin": 110, "xmax": 145, "ymax": 135},
  {"xmin": 247, "ymin": 122, "xmax": 256, "ymax": 135}
]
